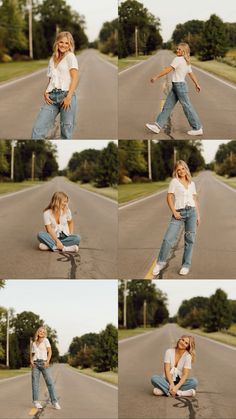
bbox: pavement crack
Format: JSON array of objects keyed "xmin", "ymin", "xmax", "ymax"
[
  {"xmin": 173, "ymin": 396, "xmax": 199, "ymax": 419},
  {"xmin": 56, "ymin": 251, "xmax": 81, "ymax": 279}
]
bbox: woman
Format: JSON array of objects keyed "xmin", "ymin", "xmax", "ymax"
[
  {"xmin": 37, "ymin": 191, "xmax": 81, "ymax": 252},
  {"xmin": 151, "ymin": 335, "xmax": 198, "ymax": 397},
  {"xmin": 30, "ymin": 326, "xmax": 61, "ymax": 409},
  {"xmin": 146, "ymin": 43, "xmax": 203, "ymax": 136},
  {"xmin": 153, "ymin": 160, "xmax": 200, "ymax": 276},
  {"xmin": 32, "ymin": 31, "xmax": 78, "ymax": 139}
]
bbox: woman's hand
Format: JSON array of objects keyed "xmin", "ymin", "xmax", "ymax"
[
  {"xmin": 61, "ymin": 95, "xmax": 72, "ymax": 110},
  {"xmin": 195, "ymin": 83, "xmax": 201, "ymax": 93},
  {"xmin": 150, "ymin": 76, "xmax": 156, "ymax": 83},
  {"xmin": 56, "ymin": 239, "xmax": 64, "ymax": 250},
  {"xmin": 197, "ymin": 215, "xmax": 201, "ymax": 226},
  {"xmin": 30, "ymin": 361, "xmax": 35, "ymax": 368},
  {"xmin": 44, "ymin": 360, "xmax": 49, "ymax": 368},
  {"xmin": 169, "ymin": 385, "xmax": 178, "ymax": 396},
  {"xmin": 173, "ymin": 210, "xmax": 182, "ymax": 220},
  {"xmin": 44, "ymin": 92, "xmax": 53, "ymax": 105}
]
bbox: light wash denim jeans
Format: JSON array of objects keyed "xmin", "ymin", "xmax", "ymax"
[
  {"xmin": 158, "ymin": 206, "xmax": 197, "ymax": 268},
  {"xmin": 151, "ymin": 374, "xmax": 198, "ymax": 396},
  {"xmin": 32, "ymin": 89, "xmax": 77, "ymax": 139},
  {"xmin": 32, "ymin": 360, "xmax": 58, "ymax": 403},
  {"xmin": 38, "ymin": 231, "xmax": 81, "ymax": 251},
  {"xmin": 156, "ymin": 82, "xmax": 202, "ymax": 130}
]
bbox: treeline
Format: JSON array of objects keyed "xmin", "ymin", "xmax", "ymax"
[
  {"xmin": 98, "ymin": 19, "xmax": 118, "ymax": 56},
  {"xmin": 119, "ymin": 0, "xmax": 162, "ymax": 58},
  {"xmin": 0, "ymin": 309, "xmax": 59, "ymax": 369},
  {"xmin": 0, "ymin": 0, "xmax": 88, "ymax": 61},
  {"xmin": 119, "ymin": 140, "xmax": 205, "ymax": 184},
  {"xmin": 118, "ymin": 281, "xmax": 169, "ymax": 329},
  {"xmin": 177, "ymin": 289, "xmax": 236, "ymax": 333},
  {"xmin": 0, "ymin": 140, "xmax": 58, "ymax": 181},
  {"xmin": 66, "ymin": 324, "xmax": 118, "ymax": 372},
  {"xmin": 214, "ymin": 140, "xmax": 236, "ymax": 177},
  {"xmin": 67, "ymin": 142, "xmax": 118, "ymax": 188}
]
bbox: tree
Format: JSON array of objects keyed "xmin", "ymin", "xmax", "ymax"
[
  {"xmin": 172, "ymin": 20, "xmax": 204, "ymax": 55},
  {"xmin": 0, "ymin": 142, "xmax": 9, "ymax": 177},
  {"xmin": 177, "ymin": 296, "xmax": 209, "ymax": 329},
  {"xmin": 119, "ymin": 140, "xmax": 147, "ymax": 182},
  {"xmin": 99, "ymin": 19, "xmax": 118, "ymax": 56},
  {"xmin": 95, "ymin": 142, "xmax": 118, "ymax": 187},
  {"xmin": 0, "ymin": 0, "xmax": 27, "ymax": 57},
  {"xmin": 93, "ymin": 324, "xmax": 118, "ymax": 372},
  {"xmin": 204, "ymin": 289, "xmax": 232, "ymax": 332},
  {"xmin": 198, "ymin": 15, "xmax": 228, "ymax": 61}
]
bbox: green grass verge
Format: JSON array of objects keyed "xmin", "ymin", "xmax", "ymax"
[
  {"xmin": 191, "ymin": 56, "xmax": 236, "ymax": 85},
  {"xmin": 0, "ymin": 60, "xmax": 49, "ymax": 83},
  {"xmin": 214, "ymin": 174, "xmax": 236, "ymax": 190},
  {"xmin": 118, "ymin": 180, "xmax": 169, "ymax": 204},
  {"xmin": 118, "ymin": 54, "xmax": 154, "ymax": 71},
  {"xmin": 98, "ymin": 52, "xmax": 118, "ymax": 66},
  {"xmin": 78, "ymin": 183, "xmax": 118, "ymax": 201},
  {"xmin": 69, "ymin": 366, "xmax": 118, "ymax": 386},
  {"xmin": 119, "ymin": 327, "xmax": 156, "ymax": 340},
  {"xmin": 0, "ymin": 367, "xmax": 30, "ymax": 380},
  {"xmin": 0, "ymin": 180, "xmax": 44, "ymax": 195},
  {"xmin": 188, "ymin": 328, "xmax": 236, "ymax": 347}
]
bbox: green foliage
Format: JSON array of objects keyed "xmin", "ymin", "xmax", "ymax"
[
  {"xmin": 95, "ymin": 142, "xmax": 118, "ymax": 187},
  {"xmin": 0, "ymin": 0, "xmax": 27, "ymax": 57},
  {"xmin": 172, "ymin": 20, "xmax": 204, "ymax": 55},
  {"xmin": 99, "ymin": 19, "xmax": 118, "ymax": 56},
  {"xmin": 119, "ymin": 140, "xmax": 147, "ymax": 182},
  {"xmin": 198, "ymin": 15, "xmax": 229, "ymax": 61},
  {"xmin": 204, "ymin": 289, "xmax": 232, "ymax": 332},
  {"xmin": 93, "ymin": 324, "xmax": 118, "ymax": 372},
  {"xmin": 178, "ymin": 297, "xmax": 209, "ymax": 329},
  {"xmin": 215, "ymin": 140, "xmax": 236, "ymax": 177}
]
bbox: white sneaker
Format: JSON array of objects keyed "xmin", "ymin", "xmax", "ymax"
[
  {"xmin": 53, "ymin": 402, "xmax": 61, "ymax": 410},
  {"xmin": 153, "ymin": 387, "xmax": 164, "ymax": 396},
  {"xmin": 62, "ymin": 245, "xmax": 79, "ymax": 252},
  {"xmin": 177, "ymin": 389, "xmax": 196, "ymax": 397},
  {"xmin": 39, "ymin": 243, "xmax": 50, "ymax": 251},
  {"xmin": 146, "ymin": 123, "xmax": 160, "ymax": 134},
  {"xmin": 152, "ymin": 262, "xmax": 166, "ymax": 276},
  {"xmin": 187, "ymin": 128, "xmax": 203, "ymax": 136},
  {"xmin": 179, "ymin": 267, "xmax": 189, "ymax": 275},
  {"xmin": 34, "ymin": 401, "xmax": 43, "ymax": 409}
]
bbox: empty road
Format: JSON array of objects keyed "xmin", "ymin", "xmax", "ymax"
[
  {"xmin": 119, "ymin": 323, "xmax": 236, "ymax": 419},
  {"xmin": 118, "ymin": 171, "xmax": 236, "ymax": 279},
  {"xmin": 0, "ymin": 177, "xmax": 117, "ymax": 279},
  {"xmin": 0, "ymin": 364, "xmax": 118, "ymax": 419},
  {"xmin": 119, "ymin": 50, "xmax": 236, "ymax": 139},
  {"xmin": 0, "ymin": 50, "xmax": 117, "ymax": 139}
]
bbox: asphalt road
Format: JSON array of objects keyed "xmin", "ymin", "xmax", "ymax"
[
  {"xmin": 0, "ymin": 50, "xmax": 117, "ymax": 139},
  {"xmin": 118, "ymin": 50, "xmax": 236, "ymax": 139},
  {"xmin": 118, "ymin": 171, "xmax": 236, "ymax": 279},
  {"xmin": 119, "ymin": 323, "xmax": 236, "ymax": 419},
  {"xmin": 0, "ymin": 177, "xmax": 117, "ymax": 279},
  {"xmin": 0, "ymin": 364, "xmax": 118, "ymax": 419}
]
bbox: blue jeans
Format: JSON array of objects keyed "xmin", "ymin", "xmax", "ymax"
[
  {"xmin": 151, "ymin": 374, "xmax": 198, "ymax": 396},
  {"xmin": 32, "ymin": 89, "xmax": 77, "ymax": 139},
  {"xmin": 38, "ymin": 231, "xmax": 81, "ymax": 251},
  {"xmin": 156, "ymin": 82, "xmax": 202, "ymax": 130},
  {"xmin": 32, "ymin": 360, "xmax": 58, "ymax": 403},
  {"xmin": 158, "ymin": 207, "xmax": 197, "ymax": 268}
]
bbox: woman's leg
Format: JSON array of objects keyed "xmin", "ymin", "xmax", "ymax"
[
  {"xmin": 157, "ymin": 217, "xmax": 183, "ymax": 263},
  {"xmin": 60, "ymin": 94, "xmax": 77, "ymax": 139},
  {"xmin": 175, "ymin": 84, "xmax": 202, "ymax": 130},
  {"xmin": 182, "ymin": 209, "xmax": 197, "ymax": 268},
  {"xmin": 156, "ymin": 87, "xmax": 178, "ymax": 128},
  {"xmin": 37, "ymin": 231, "xmax": 57, "ymax": 251},
  {"xmin": 179, "ymin": 377, "xmax": 198, "ymax": 391},
  {"xmin": 31, "ymin": 364, "xmax": 40, "ymax": 402},
  {"xmin": 151, "ymin": 375, "xmax": 170, "ymax": 396},
  {"xmin": 41, "ymin": 366, "xmax": 58, "ymax": 403},
  {"xmin": 31, "ymin": 104, "xmax": 59, "ymax": 139},
  {"xmin": 60, "ymin": 233, "xmax": 81, "ymax": 247}
]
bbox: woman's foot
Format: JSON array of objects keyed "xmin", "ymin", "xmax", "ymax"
[
  {"xmin": 153, "ymin": 388, "xmax": 164, "ymax": 396},
  {"xmin": 62, "ymin": 245, "xmax": 79, "ymax": 252},
  {"xmin": 34, "ymin": 401, "xmax": 43, "ymax": 409},
  {"xmin": 52, "ymin": 402, "xmax": 61, "ymax": 410},
  {"xmin": 179, "ymin": 267, "xmax": 189, "ymax": 275},
  {"xmin": 187, "ymin": 128, "xmax": 203, "ymax": 136},
  {"xmin": 39, "ymin": 243, "xmax": 50, "ymax": 251},
  {"xmin": 177, "ymin": 389, "xmax": 196, "ymax": 397},
  {"xmin": 146, "ymin": 123, "xmax": 160, "ymax": 134},
  {"xmin": 153, "ymin": 262, "xmax": 166, "ymax": 276}
]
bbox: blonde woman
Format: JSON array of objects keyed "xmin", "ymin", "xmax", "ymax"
[
  {"xmin": 146, "ymin": 43, "xmax": 203, "ymax": 136},
  {"xmin": 32, "ymin": 31, "xmax": 79, "ymax": 139},
  {"xmin": 151, "ymin": 335, "xmax": 198, "ymax": 397},
  {"xmin": 37, "ymin": 191, "xmax": 80, "ymax": 252},
  {"xmin": 153, "ymin": 160, "xmax": 200, "ymax": 276},
  {"xmin": 30, "ymin": 326, "xmax": 61, "ymax": 410}
]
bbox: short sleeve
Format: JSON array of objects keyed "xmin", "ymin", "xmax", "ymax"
[
  {"xmin": 47, "ymin": 58, "xmax": 53, "ymax": 77},
  {"xmin": 170, "ymin": 57, "xmax": 180, "ymax": 69},
  {"xmin": 45, "ymin": 338, "xmax": 51, "ymax": 348},
  {"xmin": 66, "ymin": 208, "xmax": 72, "ymax": 221},
  {"xmin": 66, "ymin": 52, "xmax": 78, "ymax": 70},
  {"xmin": 183, "ymin": 353, "xmax": 192, "ymax": 369},
  {"xmin": 191, "ymin": 182, "xmax": 197, "ymax": 195},
  {"xmin": 164, "ymin": 349, "xmax": 172, "ymax": 363},
  {"xmin": 168, "ymin": 179, "xmax": 176, "ymax": 194},
  {"xmin": 43, "ymin": 210, "xmax": 51, "ymax": 226}
]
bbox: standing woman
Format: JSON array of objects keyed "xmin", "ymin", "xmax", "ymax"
[
  {"xmin": 153, "ymin": 160, "xmax": 200, "ymax": 276},
  {"xmin": 151, "ymin": 335, "xmax": 198, "ymax": 397},
  {"xmin": 32, "ymin": 31, "xmax": 79, "ymax": 139},
  {"xmin": 37, "ymin": 191, "xmax": 81, "ymax": 252},
  {"xmin": 30, "ymin": 326, "xmax": 61, "ymax": 409},
  {"xmin": 146, "ymin": 43, "xmax": 203, "ymax": 136}
]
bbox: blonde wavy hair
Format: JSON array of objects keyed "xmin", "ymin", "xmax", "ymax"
[
  {"xmin": 44, "ymin": 191, "xmax": 69, "ymax": 213},
  {"xmin": 53, "ymin": 31, "xmax": 75, "ymax": 63},
  {"xmin": 173, "ymin": 160, "xmax": 192, "ymax": 183},
  {"xmin": 177, "ymin": 42, "xmax": 190, "ymax": 65},
  {"xmin": 176, "ymin": 335, "xmax": 196, "ymax": 362},
  {"xmin": 34, "ymin": 326, "xmax": 47, "ymax": 343}
]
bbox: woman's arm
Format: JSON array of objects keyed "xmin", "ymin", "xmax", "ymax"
[
  {"xmin": 193, "ymin": 195, "xmax": 200, "ymax": 226},
  {"xmin": 67, "ymin": 219, "xmax": 74, "ymax": 234},
  {"xmin": 30, "ymin": 351, "xmax": 35, "ymax": 368},
  {"xmin": 169, "ymin": 368, "xmax": 190, "ymax": 396},
  {"xmin": 188, "ymin": 72, "xmax": 201, "ymax": 92},
  {"xmin": 44, "ymin": 347, "xmax": 52, "ymax": 368},
  {"xmin": 45, "ymin": 224, "xmax": 64, "ymax": 250},
  {"xmin": 167, "ymin": 193, "xmax": 182, "ymax": 220},
  {"xmin": 61, "ymin": 69, "xmax": 79, "ymax": 110},
  {"xmin": 151, "ymin": 66, "xmax": 173, "ymax": 83},
  {"xmin": 164, "ymin": 363, "xmax": 175, "ymax": 389},
  {"xmin": 44, "ymin": 79, "xmax": 53, "ymax": 105}
]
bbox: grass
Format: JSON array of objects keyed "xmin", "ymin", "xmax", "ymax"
[
  {"xmin": 214, "ymin": 174, "xmax": 236, "ymax": 190},
  {"xmin": 191, "ymin": 55, "xmax": 236, "ymax": 84},
  {"xmin": 118, "ymin": 54, "xmax": 154, "ymax": 71},
  {"xmin": 78, "ymin": 183, "xmax": 118, "ymax": 201},
  {"xmin": 0, "ymin": 180, "xmax": 44, "ymax": 195},
  {"xmin": 99, "ymin": 52, "xmax": 118, "ymax": 66},
  {"xmin": 118, "ymin": 180, "xmax": 169, "ymax": 204},
  {"xmin": 119, "ymin": 327, "xmax": 156, "ymax": 340},
  {"xmin": 0, "ymin": 367, "xmax": 30, "ymax": 380},
  {"xmin": 0, "ymin": 60, "xmax": 49, "ymax": 83},
  {"xmin": 188, "ymin": 327, "xmax": 236, "ymax": 347},
  {"xmin": 69, "ymin": 366, "xmax": 118, "ymax": 386}
]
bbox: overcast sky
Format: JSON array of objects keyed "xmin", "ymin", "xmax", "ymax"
[
  {"xmin": 0, "ymin": 280, "xmax": 118, "ymax": 355},
  {"xmin": 154, "ymin": 280, "xmax": 236, "ymax": 317},
  {"xmin": 131, "ymin": 0, "xmax": 236, "ymax": 42}
]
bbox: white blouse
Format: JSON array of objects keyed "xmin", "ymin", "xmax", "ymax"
[
  {"xmin": 32, "ymin": 338, "xmax": 51, "ymax": 361},
  {"xmin": 43, "ymin": 208, "xmax": 72, "ymax": 237},
  {"xmin": 168, "ymin": 178, "xmax": 196, "ymax": 210},
  {"xmin": 171, "ymin": 56, "xmax": 192, "ymax": 82},
  {"xmin": 46, "ymin": 52, "xmax": 78, "ymax": 92},
  {"xmin": 164, "ymin": 348, "xmax": 192, "ymax": 380}
]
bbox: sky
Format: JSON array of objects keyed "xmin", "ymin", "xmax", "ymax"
[
  {"xmin": 131, "ymin": 0, "xmax": 236, "ymax": 42},
  {"xmin": 67, "ymin": 0, "xmax": 117, "ymax": 42},
  {"xmin": 154, "ymin": 280, "xmax": 236, "ymax": 317},
  {"xmin": 0, "ymin": 280, "xmax": 118, "ymax": 355}
]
